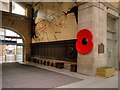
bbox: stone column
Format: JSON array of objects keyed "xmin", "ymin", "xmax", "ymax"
[
  {"xmin": 77, "ymin": 2, "xmax": 107, "ymax": 76},
  {"xmin": 115, "ymin": 17, "xmax": 119, "ymax": 69},
  {"xmin": 118, "ymin": 17, "xmax": 120, "ymax": 69},
  {"xmin": 23, "ymin": 39, "xmax": 31, "ymax": 63}
]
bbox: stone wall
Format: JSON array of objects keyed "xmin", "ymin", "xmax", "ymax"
[
  {"xmin": 118, "ymin": 17, "xmax": 120, "ymax": 70},
  {"xmin": 0, "ymin": 1, "xmax": 9, "ymax": 12},
  {"xmin": 108, "ymin": 2, "xmax": 119, "ymax": 9},
  {"xmin": 77, "ymin": 2, "xmax": 119, "ymax": 76},
  {"xmin": 2, "ymin": 11, "xmax": 32, "ymax": 63}
]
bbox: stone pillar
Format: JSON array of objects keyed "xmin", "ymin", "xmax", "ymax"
[
  {"xmin": 118, "ymin": 18, "xmax": 120, "ymax": 69},
  {"xmin": 23, "ymin": 39, "xmax": 31, "ymax": 63},
  {"xmin": 115, "ymin": 17, "xmax": 119, "ymax": 70},
  {"xmin": 77, "ymin": 2, "xmax": 107, "ymax": 76}
]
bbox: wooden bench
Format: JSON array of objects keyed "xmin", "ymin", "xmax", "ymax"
[
  {"xmin": 30, "ymin": 57, "xmax": 76, "ymax": 71},
  {"xmin": 55, "ymin": 62, "xmax": 64, "ymax": 69},
  {"xmin": 64, "ymin": 61, "xmax": 77, "ymax": 72},
  {"xmin": 54, "ymin": 60, "xmax": 65, "ymax": 69},
  {"xmin": 70, "ymin": 64, "xmax": 77, "ymax": 72},
  {"xmin": 48, "ymin": 60, "xmax": 63, "ymax": 68},
  {"xmin": 32, "ymin": 57, "xmax": 40, "ymax": 64}
]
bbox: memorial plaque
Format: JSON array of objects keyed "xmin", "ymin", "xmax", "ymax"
[{"xmin": 98, "ymin": 43, "xmax": 104, "ymax": 53}]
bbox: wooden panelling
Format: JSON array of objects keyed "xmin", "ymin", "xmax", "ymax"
[{"xmin": 31, "ymin": 39, "xmax": 77, "ymax": 62}]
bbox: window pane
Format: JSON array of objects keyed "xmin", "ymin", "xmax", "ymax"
[
  {"xmin": 107, "ymin": 16, "xmax": 116, "ymax": 32},
  {"xmin": 16, "ymin": 34, "xmax": 20, "ymax": 37},
  {"xmin": 6, "ymin": 30, "xmax": 16, "ymax": 36},
  {"xmin": 17, "ymin": 39, "xmax": 23, "ymax": 43},
  {"xmin": 12, "ymin": 1, "xmax": 25, "ymax": 16},
  {"xmin": 0, "ymin": 35, "xmax": 4, "ymax": 40},
  {"xmin": 6, "ymin": 29, "xmax": 20, "ymax": 37},
  {"xmin": 11, "ymin": 39, "xmax": 16, "ymax": 41},
  {"xmin": 0, "ymin": 28, "xmax": 23, "ymax": 44},
  {"xmin": 5, "ymin": 38, "xmax": 11, "ymax": 41}
]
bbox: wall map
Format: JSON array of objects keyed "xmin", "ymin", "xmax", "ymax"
[{"xmin": 32, "ymin": 2, "xmax": 78, "ymax": 43}]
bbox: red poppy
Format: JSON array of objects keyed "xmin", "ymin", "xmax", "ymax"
[{"xmin": 76, "ymin": 29, "xmax": 93, "ymax": 54}]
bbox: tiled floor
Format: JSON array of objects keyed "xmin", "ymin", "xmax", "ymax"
[{"xmin": 24, "ymin": 62, "xmax": 119, "ymax": 88}]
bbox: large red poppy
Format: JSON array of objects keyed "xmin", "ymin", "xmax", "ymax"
[{"xmin": 76, "ymin": 29, "xmax": 93, "ymax": 54}]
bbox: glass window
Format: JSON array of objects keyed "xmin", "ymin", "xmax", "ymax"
[
  {"xmin": 12, "ymin": 1, "xmax": 25, "ymax": 16},
  {"xmin": 11, "ymin": 39, "xmax": 16, "ymax": 41},
  {"xmin": 0, "ymin": 35, "xmax": 4, "ymax": 40},
  {"xmin": 6, "ymin": 29, "xmax": 20, "ymax": 37},
  {"xmin": 107, "ymin": 15, "xmax": 116, "ymax": 32},
  {"xmin": 5, "ymin": 38, "xmax": 11, "ymax": 41},
  {"xmin": 17, "ymin": 39, "xmax": 23, "ymax": 43},
  {"xmin": 16, "ymin": 34, "xmax": 20, "ymax": 37},
  {"xmin": 6, "ymin": 29, "xmax": 16, "ymax": 36},
  {"xmin": 1, "ymin": 28, "xmax": 23, "ymax": 44}
]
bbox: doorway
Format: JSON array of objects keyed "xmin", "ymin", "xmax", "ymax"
[
  {"xmin": 107, "ymin": 15, "xmax": 116, "ymax": 68},
  {"xmin": 0, "ymin": 28, "xmax": 24, "ymax": 63},
  {"xmin": 107, "ymin": 31, "xmax": 116, "ymax": 67}
]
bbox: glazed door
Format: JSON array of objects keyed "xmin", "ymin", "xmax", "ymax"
[
  {"xmin": 107, "ymin": 31, "xmax": 116, "ymax": 67},
  {"xmin": 6, "ymin": 45, "xmax": 16, "ymax": 62},
  {"xmin": 16, "ymin": 45, "xmax": 23, "ymax": 62}
]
